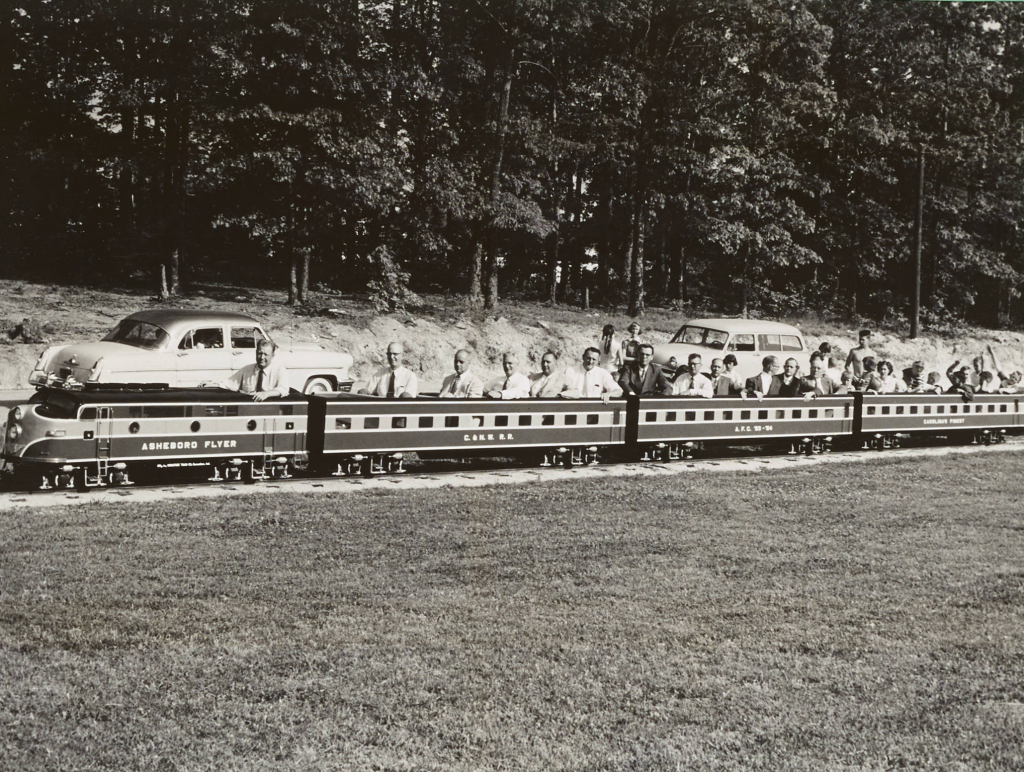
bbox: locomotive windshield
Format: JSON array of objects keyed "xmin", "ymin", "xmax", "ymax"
[
  {"xmin": 30, "ymin": 390, "xmax": 80, "ymax": 419},
  {"xmin": 102, "ymin": 319, "xmax": 171, "ymax": 350},
  {"xmin": 669, "ymin": 325, "xmax": 729, "ymax": 350}
]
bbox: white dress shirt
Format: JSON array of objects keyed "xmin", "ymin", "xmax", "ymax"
[
  {"xmin": 486, "ymin": 371, "xmax": 531, "ymax": 400},
  {"xmin": 222, "ymin": 360, "xmax": 289, "ymax": 397},
  {"xmin": 561, "ymin": 366, "xmax": 623, "ymax": 398},
  {"xmin": 671, "ymin": 371, "xmax": 713, "ymax": 398},
  {"xmin": 364, "ymin": 365, "xmax": 418, "ymax": 397}
]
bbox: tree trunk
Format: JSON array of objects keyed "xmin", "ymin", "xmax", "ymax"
[
  {"xmin": 468, "ymin": 241, "xmax": 484, "ymax": 307},
  {"xmin": 300, "ymin": 249, "xmax": 310, "ymax": 305},
  {"xmin": 628, "ymin": 149, "xmax": 646, "ymax": 318},
  {"xmin": 288, "ymin": 254, "xmax": 298, "ymax": 306},
  {"xmin": 483, "ymin": 45, "xmax": 516, "ymax": 311},
  {"xmin": 159, "ymin": 263, "xmax": 169, "ymax": 300}
]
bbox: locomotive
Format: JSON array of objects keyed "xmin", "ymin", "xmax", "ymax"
[{"xmin": 2, "ymin": 385, "xmax": 1020, "ymax": 491}]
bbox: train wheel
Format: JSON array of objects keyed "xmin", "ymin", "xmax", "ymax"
[{"xmin": 74, "ymin": 468, "xmax": 90, "ymax": 493}]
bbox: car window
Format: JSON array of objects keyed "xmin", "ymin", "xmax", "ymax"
[
  {"xmin": 102, "ymin": 320, "xmax": 170, "ymax": 350},
  {"xmin": 179, "ymin": 328, "xmax": 224, "ymax": 350},
  {"xmin": 231, "ymin": 326, "xmax": 267, "ymax": 349},
  {"xmin": 728, "ymin": 334, "xmax": 755, "ymax": 352},
  {"xmin": 781, "ymin": 335, "xmax": 803, "ymax": 352},
  {"xmin": 758, "ymin": 334, "xmax": 782, "ymax": 352},
  {"xmin": 670, "ymin": 325, "xmax": 729, "ymax": 349}
]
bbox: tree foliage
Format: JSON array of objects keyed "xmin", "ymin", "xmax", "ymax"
[{"xmin": 3, "ymin": 0, "xmax": 1022, "ymax": 325}]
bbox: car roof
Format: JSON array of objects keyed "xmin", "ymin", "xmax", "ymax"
[
  {"xmin": 123, "ymin": 309, "xmax": 261, "ymax": 336},
  {"xmin": 683, "ymin": 318, "xmax": 804, "ymax": 336}
]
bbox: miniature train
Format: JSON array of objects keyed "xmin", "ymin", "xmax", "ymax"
[{"xmin": 2, "ymin": 385, "xmax": 1020, "ymax": 491}]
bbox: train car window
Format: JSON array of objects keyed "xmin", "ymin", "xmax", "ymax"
[
  {"xmin": 144, "ymin": 406, "xmax": 187, "ymax": 418},
  {"xmin": 495, "ymin": 415, "xmax": 509, "ymax": 427},
  {"xmin": 666, "ymin": 412, "xmax": 677, "ymax": 422},
  {"xmin": 775, "ymin": 410, "xmax": 785, "ymax": 419},
  {"xmin": 757, "ymin": 409, "xmax": 768, "ymax": 420},
  {"xmin": 896, "ymin": 406, "xmax": 904, "ymax": 415},
  {"xmin": 808, "ymin": 409, "xmax": 818, "ymax": 419},
  {"xmin": 335, "ymin": 418, "xmax": 351, "ymax": 430},
  {"xmin": 986, "ymin": 404, "xmax": 994, "ymax": 413},
  {"xmin": 881, "ymin": 406, "xmax": 890, "ymax": 415},
  {"xmin": 1000, "ymin": 404, "xmax": 1008, "ymax": 413},
  {"xmin": 205, "ymin": 405, "xmax": 227, "ymax": 416},
  {"xmin": 923, "ymin": 405, "xmax": 932, "ymax": 414},
  {"xmin": 542, "ymin": 415, "xmax": 555, "ymax": 426},
  {"xmin": 519, "ymin": 415, "xmax": 532, "ymax": 426},
  {"xmin": 909, "ymin": 406, "xmax": 918, "ymax": 414},
  {"xmin": 646, "ymin": 411, "xmax": 658, "ymax": 422},
  {"xmin": 758, "ymin": 334, "xmax": 781, "ymax": 352},
  {"xmin": 364, "ymin": 417, "xmax": 380, "ymax": 429},
  {"xmin": 977, "ymin": 405, "xmax": 984, "ymax": 413},
  {"xmin": 587, "ymin": 414, "xmax": 599, "ymax": 425},
  {"xmin": 247, "ymin": 420, "xmax": 257, "ymax": 431},
  {"xmin": 825, "ymin": 409, "xmax": 835, "ymax": 418},
  {"xmin": 704, "ymin": 411, "xmax": 715, "ymax": 421},
  {"xmin": 685, "ymin": 411, "xmax": 696, "ymax": 421},
  {"xmin": 565, "ymin": 415, "xmax": 578, "ymax": 426},
  {"xmin": 81, "ymin": 407, "xmax": 97, "ymax": 421},
  {"xmin": 129, "ymin": 422, "xmax": 140, "ymax": 434},
  {"xmin": 190, "ymin": 421, "xmax": 201, "ymax": 433},
  {"xmin": 866, "ymin": 406, "xmax": 876, "ymax": 415},
  {"xmin": 444, "ymin": 416, "xmax": 458, "ymax": 428},
  {"xmin": 937, "ymin": 405, "xmax": 945, "ymax": 414},
  {"xmin": 472, "ymin": 416, "xmax": 484, "ymax": 427},
  {"xmin": 392, "ymin": 417, "xmax": 407, "ymax": 429},
  {"xmin": 419, "ymin": 417, "xmax": 433, "ymax": 428},
  {"xmin": 281, "ymin": 405, "xmax": 294, "ymax": 416},
  {"xmin": 781, "ymin": 335, "xmax": 803, "ymax": 351},
  {"xmin": 227, "ymin": 405, "xmax": 239, "ymax": 416},
  {"xmin": 792, "ymin": 409, "xmax": 802, "ymax": 419},
  {"xmin": 723, "ymin": 411, "xmax": 734, "ymax": 420},
  {"xmin": 740, "ymin": 410, "xmax": 751, "ymax": 420},
  {"xmin": 950, "ymin": 405, "xmax": 958, "ymax": 414}
]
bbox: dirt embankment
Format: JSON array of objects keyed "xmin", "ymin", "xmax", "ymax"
[{"xmin": 2, "ymin": 280, "xmax": 1023, "ymax": 390}]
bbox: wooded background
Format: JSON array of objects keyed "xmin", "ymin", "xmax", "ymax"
[{"xmin": 2, "ymin": 1, "xmax": 1022, "ymax": 324}]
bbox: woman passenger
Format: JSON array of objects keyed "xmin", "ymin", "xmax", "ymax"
[
  {"xmin": 598, "ymin": 324, "xmax": 622, "ymax": 375},
  {"xmin": 621, "ymin": 322, "xmax": 643, "ymax": 369},
  {"xmin": 875, "ymin": 360, "xmax": 907, "ymax": 394},
  {"xmin": 721, "ymin": 354, "xmax": 743, "ymax": 395}
]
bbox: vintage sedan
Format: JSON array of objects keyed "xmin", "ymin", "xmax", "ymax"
[
  {"xmin": 28, "ymin": 310, "xmax": 353, "ymax": 394},
  {"xmin": 652, "ymin": 318, "xmax": 811, "ymax": 381}
]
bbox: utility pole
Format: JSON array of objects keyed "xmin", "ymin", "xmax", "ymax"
[{"xmin": 911, "ymin": 144, "xmax": 925, "ymax": 339}]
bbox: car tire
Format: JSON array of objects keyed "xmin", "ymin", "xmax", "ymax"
[{"xmin": 303, "ymin": 377, "xmax": 334, "ymax": 394}]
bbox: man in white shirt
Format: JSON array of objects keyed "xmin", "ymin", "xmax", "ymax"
[
  {"xmin": 560, "ymin": 347, "xmax": 623, "ymax": 403},
  {"xmin": 221, "ymin": 339, "xmax": 289, "ymax": 401},
  {"xmin": 671, "ymin": 353, "xmax": 713, "ymax": 398},
  {"xmin": 529, "ymin": 351, "xmax": 563, "ymax": 398},
  {"xmin": 360, "ymin": 341, "xmax": 418, "ymax": 398},
  {"xmin": 743, "ymin": 356, "xmax": 780, "ymax": 398},
  {"xmin": 486, "ymin": 352, "xmax": 531, "ymax": 399},
  {"xmin": 440, "ymin": 349, "xmax": 484, "ymax": 398}
]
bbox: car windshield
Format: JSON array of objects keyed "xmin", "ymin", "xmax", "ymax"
[
  {"xmin": 669, "ymin": 325, "xmax": 729, "ymax": 350},
  {"xmin": 102, "ymin": 319, "xmax": 170, "ymax": 350}
]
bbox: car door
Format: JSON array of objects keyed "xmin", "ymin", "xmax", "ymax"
[
  {"xmin": 726, "ymin": 333, "xmax": 762, "ymax": 380},
  {"xmin": 175, "ymin": 326, "xmax": 232, "ymax": 386},
  {"xmin": 229, "ymin": 325, "xmax": 270, "ymax": 376}
]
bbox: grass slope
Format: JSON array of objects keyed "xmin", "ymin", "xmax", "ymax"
[{"xmin": 2, "ymin": 454, "xmax": 1024, "ymax": 770}]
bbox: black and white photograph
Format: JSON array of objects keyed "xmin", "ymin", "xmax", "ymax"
[{"xmin": 2, "ymin": 1, "xmax": 1023, "ymax": 769}]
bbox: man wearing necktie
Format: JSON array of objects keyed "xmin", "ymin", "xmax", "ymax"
[
  {"xmin": 486, "ymin": 352, "xmax": 531, "ymax": 399},
  {"xmin": 222, "ymin": 339, "xmax": 289, "ymax": 401},
  {"xmin": 360, "ymin": 342, "xmax": 418, "ymax": 398},
  {"xmin": 439, "ymin": 349, "xmax": 484, "ymax": 398}
]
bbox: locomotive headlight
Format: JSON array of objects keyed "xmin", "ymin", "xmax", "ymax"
[{"xmin": 12, "ymin": 407, "xmax": 22, "ymax": 422}]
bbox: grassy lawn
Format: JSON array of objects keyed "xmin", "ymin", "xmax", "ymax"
[{"xmin": 2, "ymin": 453, "xmax": 1023, "ymax": 771}]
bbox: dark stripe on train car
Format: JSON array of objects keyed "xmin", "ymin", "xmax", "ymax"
[{"xmin": 859, "ymin": 394, "xmax": 1018, "ymax": 434}]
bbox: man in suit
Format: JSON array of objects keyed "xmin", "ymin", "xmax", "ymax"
[
  {"xmin": 440, "ymin": 349, "xmax": 484, "ymax": 398},
  {"xmin": 529, "ymin": 351, "xmax": 564, "ymax": 398},
  {"xmin": 800, "ymin": 352, "xmax": 837, "ymax": 398},
  {"xmin": 485, "ymin": 352, "xmax": 531, "ymax": 400},
  {"xmin": 744, "ymin": 356, "xmax": 780, "ymax": 399},
  {"xmin": 708, "ymin": 358, "xmax": 733, "ymax": 396},
  {"xmin": 359, "ymin": 341, "xmax": 418, "ymax": 398},
  {"xmin": 618, "ymin": 343, "xmax": 671, "ymax": 396}
]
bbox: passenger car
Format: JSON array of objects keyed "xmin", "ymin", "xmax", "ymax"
[
  {"xmin": 28, "ymin": 310, "xmax": 353, "ymax": 394},
  {"xmin": 652, "ymin": 318, "xmax": 810, "ymax": 381}
]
